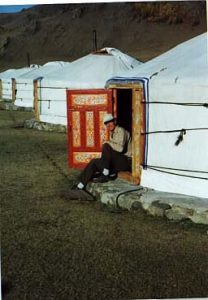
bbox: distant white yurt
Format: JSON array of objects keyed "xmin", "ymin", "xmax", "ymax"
[
  {"xmin": 106, "ymin": 33, "xmax": 208, "ymax": 198},
  {"xmin": 0, "ymin": 66, "xmax": 37, "ymax": 101},
  {"xmin": 36, "ymin": 48, "xmax": 142, "ymax": 125},
  {"xmin": 15, "ymin": 61, "xmax": 70, "ymax": 108}
]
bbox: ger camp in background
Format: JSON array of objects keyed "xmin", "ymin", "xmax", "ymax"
[
  {"xmin": 0, "ymin": 65, "xmax": 38, "ymax": 102},
  {"xmin": 34, "ymin": 48, "xmax": 142, "ymax": 125},
  {"xmin": 0, "ymin": 62, "xmax": 70, "ymax": 108},
  {"xmin": 104, "ymin": 32, "xmax": 208, "ymax": 199},
  {"xmin": 14, "ymin": 61, "xmax": 71, "ymax": 108}
]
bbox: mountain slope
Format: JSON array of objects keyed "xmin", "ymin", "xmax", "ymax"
[{"xmin": 0, "ymin": 2, "xmax": 206, "ymax": 71}]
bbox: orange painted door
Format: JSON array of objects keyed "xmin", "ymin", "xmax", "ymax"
[{"xmin": 67, "ymin": 89, "xmax": 113, "ymax": 168}]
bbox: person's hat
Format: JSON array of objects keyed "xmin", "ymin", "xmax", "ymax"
[{"xmin": 103, "ymin": 113, "xmax": 115, "ymax": 125}]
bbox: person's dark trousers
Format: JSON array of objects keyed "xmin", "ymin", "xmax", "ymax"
[{"xmin": 78, "ymin": 143, "xmax": 131, "ymax": 186}]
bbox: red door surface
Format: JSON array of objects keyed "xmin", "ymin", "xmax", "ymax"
[{"xmin": 67, "ymin": 89, "xmax": 113, "ymax": 168}]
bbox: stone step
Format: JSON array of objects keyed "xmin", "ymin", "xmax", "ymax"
[{"xmin": 87, "ymin": 178, "xmax": 208, "ymax": 225}]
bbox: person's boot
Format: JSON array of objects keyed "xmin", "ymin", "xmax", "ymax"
[
  {"xmin": 92, "ymin": 174, "xmax": 110, "ymax": 183},
  {"xmin": 92, "ymin": 172, "xmax": 117, "ymax": 183}
]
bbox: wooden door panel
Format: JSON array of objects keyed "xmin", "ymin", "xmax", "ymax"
[{"xmin": 67, "ymin": 89, "xmax": 113, "ymax": 168}]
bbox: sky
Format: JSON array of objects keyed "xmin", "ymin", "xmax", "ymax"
[
  {"xmin": 0, "ymin": 0, "xmax": 198, "ymax": 13},
  {"xmin": 0, "ymin": 0, "xmax": 168, "ymax": 13},
  {"xmin": 0, "ymin": 5, "xmax": 34, "ymax": 13},
  {"xmin": 0, "ymin": 1, "xmax": 141, "ymax": 13}
]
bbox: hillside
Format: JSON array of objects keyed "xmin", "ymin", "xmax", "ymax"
[{"xmin": 0, "ymin": 1, "xmax": 206, "ymax": 72}]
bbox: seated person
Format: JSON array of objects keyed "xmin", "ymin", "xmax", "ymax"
[{"xmin": 73, "ymin": 113, "xmax": 132, "ymax": 191}]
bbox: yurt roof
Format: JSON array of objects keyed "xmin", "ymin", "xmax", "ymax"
[
  {"xmin": 0, "ymin": 66, "xmax": 37, "ymax": 80},
  {"xmin": 41, "ymin": 47, "xmax": 142, "ymax": 89},
  {"xmin": 107, "ymin": 33, "xmax": 208, "ymax": 102},
  {"xmin": 16, "ymin": 61, "xmax": 70, "ymax": 82}
]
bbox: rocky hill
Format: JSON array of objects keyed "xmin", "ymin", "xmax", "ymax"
[{"xmin": 0, "ymin": 1, "xmax": 206, "ymax": 72}]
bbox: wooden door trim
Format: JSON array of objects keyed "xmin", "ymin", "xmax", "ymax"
[{"xmin": 108, "ymin": 84, "xmax": 145, "ymax": 185}]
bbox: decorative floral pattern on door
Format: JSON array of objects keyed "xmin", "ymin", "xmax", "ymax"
[
  {"xmin": 86, "ymin": 111, "xmax": 95, "ymax": 147},
  {"xmin": 71, "ymin": 94, "xmax": 108, "ymax": 106},
  {"xmin": 99, "ymin": 111, "xmax": 108, "ymax": 147},
  {"xmin": 67, "ymin": 89, "xmax": 113, "ymax": 168},
  {"xmin": 72, "ymin": 111, "xmax": 81, "ymax": 147}
]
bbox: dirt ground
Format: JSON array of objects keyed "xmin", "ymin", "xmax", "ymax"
[{"xmin": 1, "ymin": 110, "xmax": 208, "ymax": 300}]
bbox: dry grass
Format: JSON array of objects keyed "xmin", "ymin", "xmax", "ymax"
[
  {"xmin": 1, "ymin": 110, "xmax": 208, "ymax": 300},
  {"xmin": 134, "ymin": 2, "xmax": 206, "ymax": 25}
]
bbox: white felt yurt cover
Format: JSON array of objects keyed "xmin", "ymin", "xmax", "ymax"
[
  {"xmin": 0, "ymin": 66, "xmax": 37, "ymax": 101},
  {"xmin": 106, "ymin": 33, "xmax": 208, "ymax": 198},
  {"xmin": 38, "ymin": 48, "xmax": 142, "ymax": 125},
  {"xmin": 15, "ymin": 61, "xmax": 70, "ymax": 108}
]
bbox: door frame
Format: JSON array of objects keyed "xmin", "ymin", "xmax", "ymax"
[
  {"xmin": 0, "ymin": 79, "xmax": 2, "ymax": 99},
  {"xmin": 108, "ymin": 83, "xmax": 145, "ymax": 184}
]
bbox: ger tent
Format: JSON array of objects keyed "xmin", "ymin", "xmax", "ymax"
[
  {"xmin": 36, "ymin": 48, "xmax": 142, "ymax": 125},
  {"xmin": 15, "ymin": 61, "xmax": 70, "ymax": 108},
  {"xmin": 0, "ymin": 66, "xmax": 37, "ymax": 101},
  {"xmin": 106, "ymin": 33, "xmax": 208, "ymax": 198}
]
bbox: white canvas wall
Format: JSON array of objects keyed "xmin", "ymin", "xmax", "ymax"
[
  {"xmin": 0, "ymin": 67, "xmax": 34, "ymax": 101},
  {"xmin": 107, "ymin": 33, "xmax": 208, "ymax": 198}
]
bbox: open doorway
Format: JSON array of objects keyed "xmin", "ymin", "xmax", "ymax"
[
  {"xmin": 114, "ymin": 88, "xmax": 133, "ymax": 179},
  {"xmin": 108, "ymin": 84, "xmax": 144, "ymax": 184},
  {"xmin": 115, "ymin": 89, "xmax": 132, "ymax": 135}
]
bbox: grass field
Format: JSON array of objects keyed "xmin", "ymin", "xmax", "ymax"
[{"xmin": 1, "ymin": 110, "xmax": 208, "ymax": 300}]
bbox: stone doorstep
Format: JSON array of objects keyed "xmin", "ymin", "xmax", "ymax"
[{"xmin": 87, "ymin": 178, "xmax": 208, "ymax": 225}]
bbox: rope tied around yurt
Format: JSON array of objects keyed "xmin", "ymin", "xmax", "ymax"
[
  {"xmin": 141, "ymin": 127, "xmax": 208, "ymax": 135},
  {"xmin": 38, "ymin": 86, "xmax": 68, "ymax": 90},
  {"xmin": 142, "ymin": 165, "xmax": 208, "ymax": 174},
  {"xmin": 175, "ymin": 129, "xmax": 186, "ymax": 146},
  {"xmin": 141, "ymin": 127, "xmax": 208, "ymax": 147},
  {"xmin": 141, "ymin": 165, "xmax": 208, "ymax": 180},
  {"xmin": 142, "ymin": 101, "xmax": 208, "ymax": 107},
  {"xmin": 149, "ymin": 67, "xmax": 167, "ymax": 79}
]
